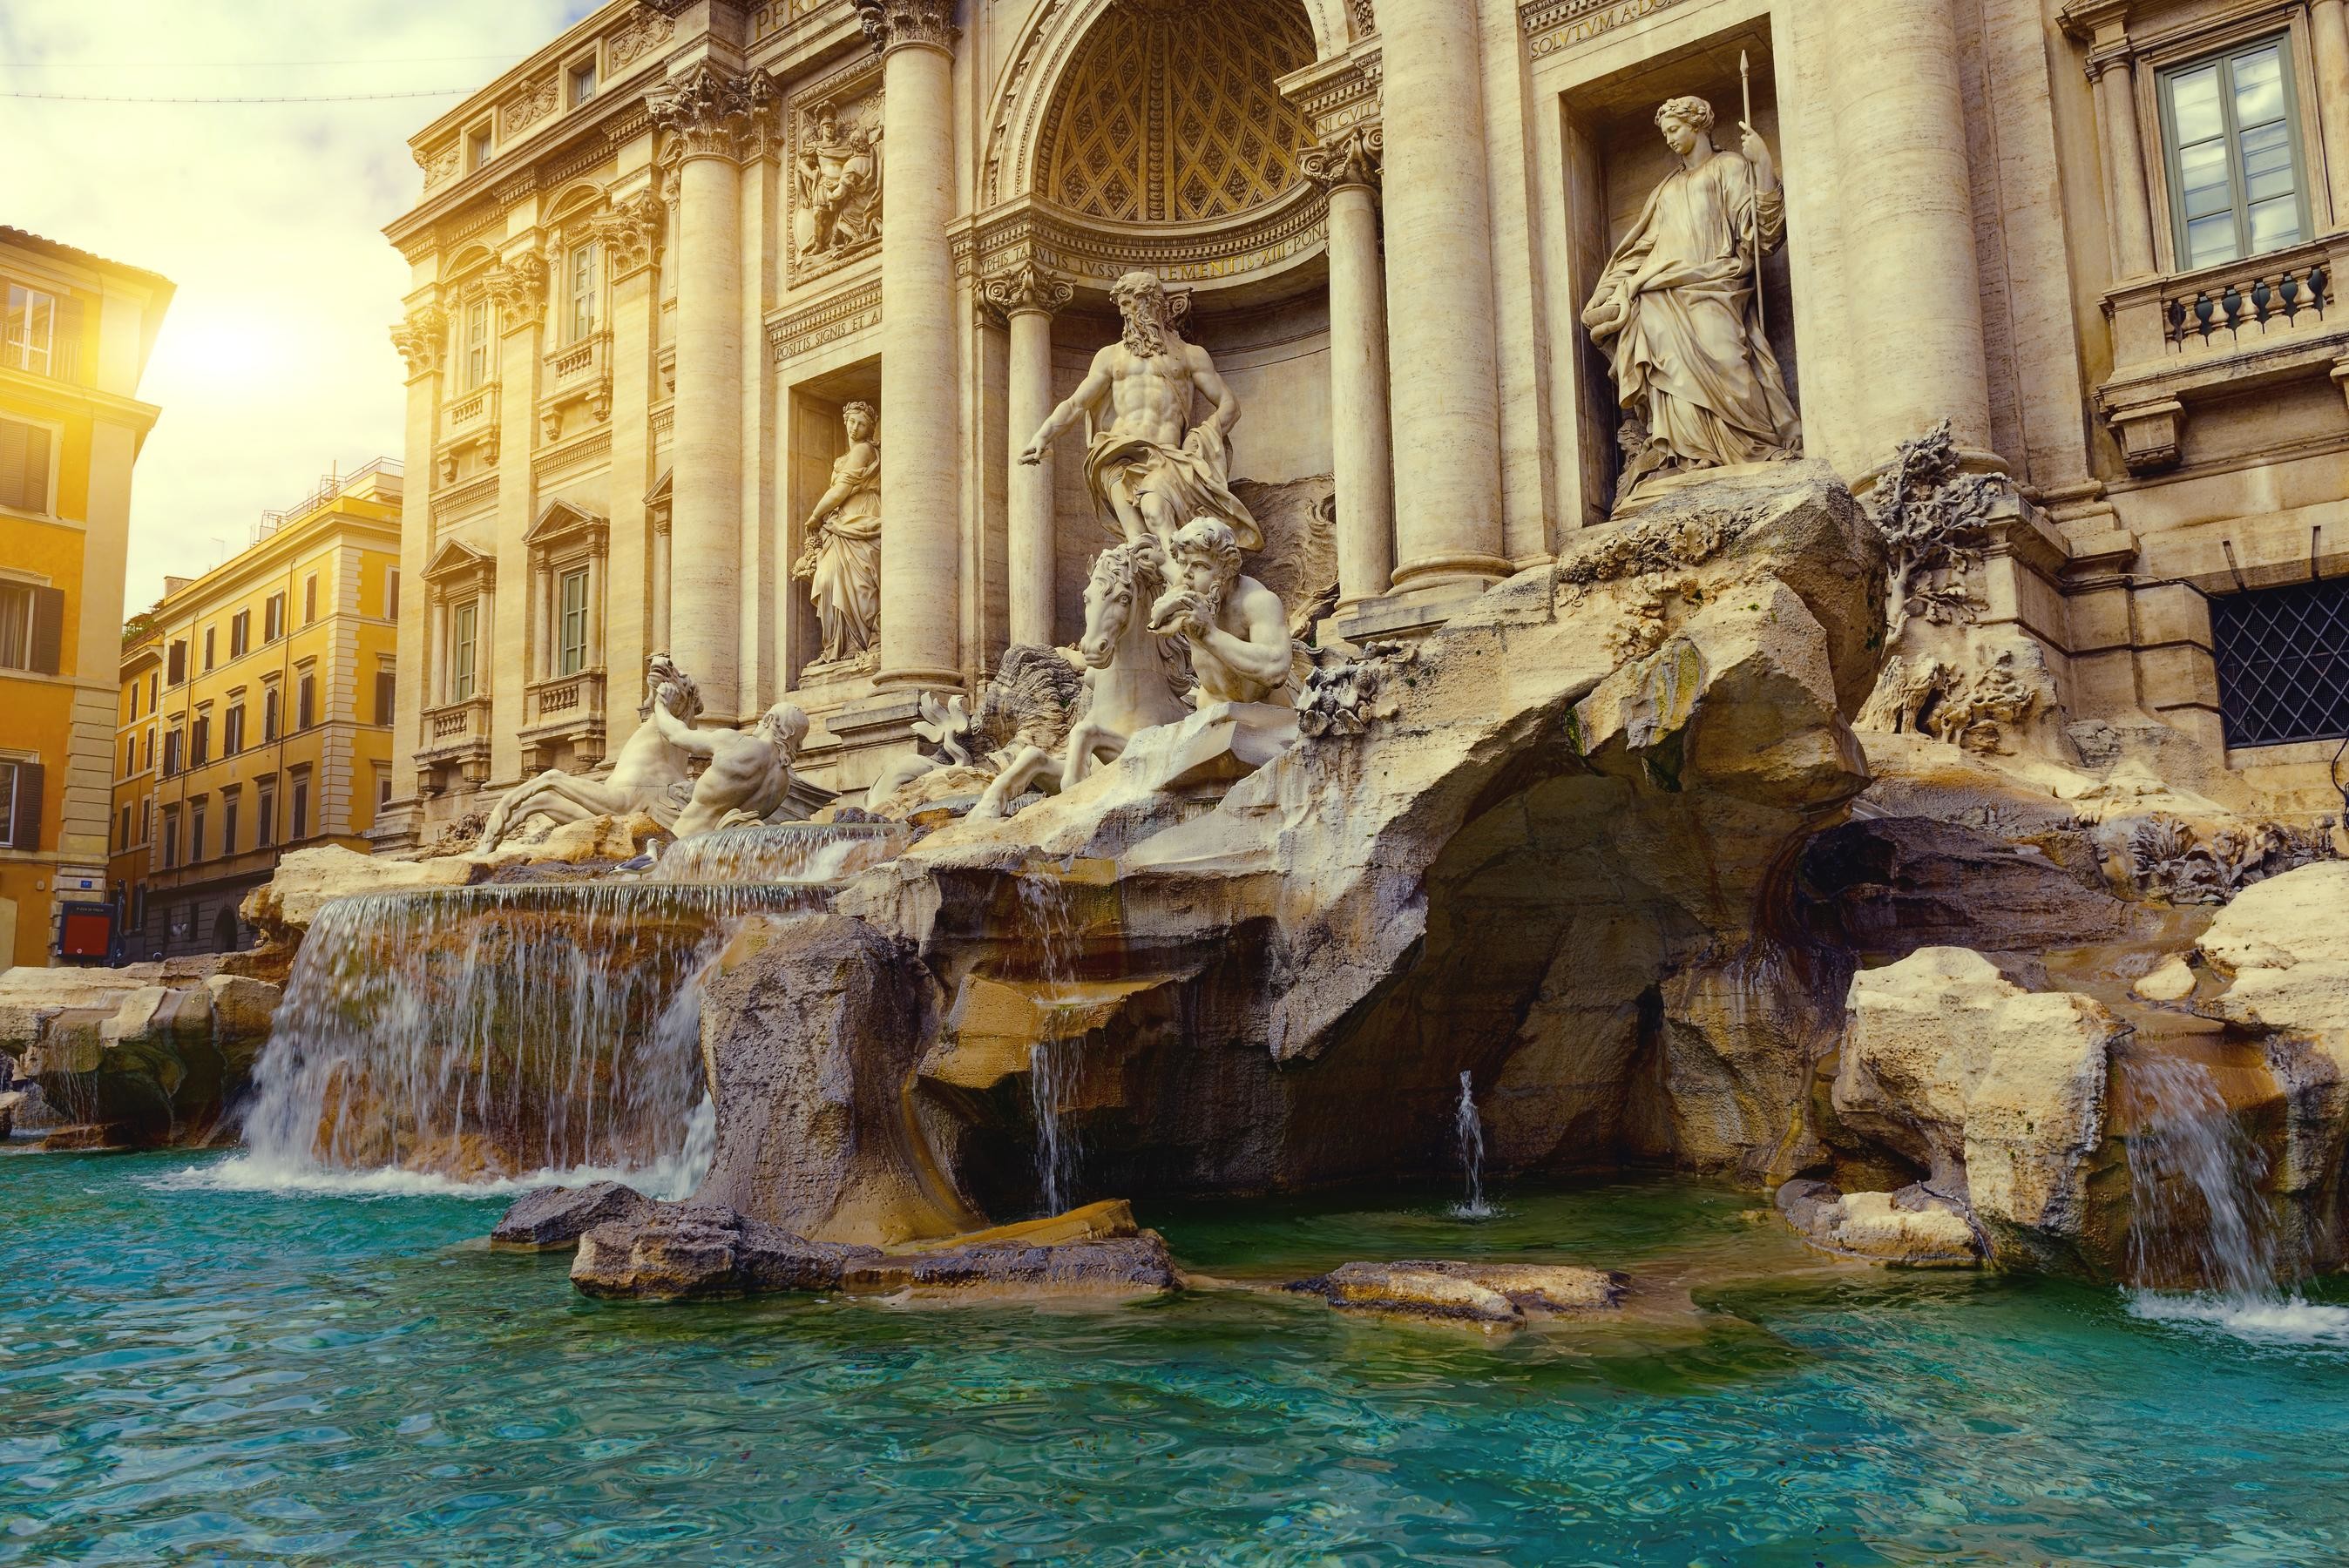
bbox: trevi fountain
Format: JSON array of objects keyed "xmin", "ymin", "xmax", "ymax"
[{"xmin": 11, "ymin": 0, "xmax": 2349, "ymax": 1559}]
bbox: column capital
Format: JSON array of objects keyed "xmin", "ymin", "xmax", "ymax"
[
  {"xmin": 855, "ymin": 0, "xmax": 958, "ymax": 57},
  {"xmin": 389, "ymin": 304, "xmax": 447, "ymax": 382},
  {"xmin": 646, "ymin": 60, "xmax": 778, "ymax": 164},
  {"xmin": 981, "ymin": 262, "xmax": 1074, "ymax": 323},
  {"xmin": 1301, "ymin": 122, "xmax": 1384, "ymax": 194},
  {"xmin": 589, "ymin": 190, "xmax": 667, "ymax": 280},
  {"xmin": 484, "ymin": 252, "xmax": 548, "ymax": 329}
]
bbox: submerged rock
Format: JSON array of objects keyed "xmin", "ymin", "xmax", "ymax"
[
  {"xmin": 1776, "ymin": 1179, "xmax": 1983, "ymax": 1267},
  {"xmin": 569, "ymin": 1196, "xmax": 1174, "ymax": 1302},
  {"xmin": 490, "ymin": 1181, "xmax": 654, "ymax": 1251},
  {"xmin": 1289, "ymin": 1260, "xmax": 1628, "ymax": 1327}
]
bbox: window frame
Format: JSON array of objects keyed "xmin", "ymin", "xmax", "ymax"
[
  {"xmin": 3, "ymin": 282, "xmax": 55, "ymax": 376},
  {"xmin": 0, "ymin": 580, "xmax": 32, "ymax": 670},
  {"xmin": 558, "ymin": 565, "xmax": 591, "ymax": 676},
  {"xmin": 0, "ymin": 762, "xmax": 17, "ymax": 849},
  {"xmin": 565, "ymin": 240, "xmax": 600, "ymax": 346},
  {"xmin": 2156, "ymin": 31, "xmax": 2313, "ymax": 272},
  {"xmin": 0, "ymin": 411, "xmax": 61, "ymax": 517},
  {"xmin": 462, "ymin": 296, "xmax": 492, "ymax": 391},
  {"xmin": 450, "ymin": 598, "xmax": 480, "ymax": 703}
]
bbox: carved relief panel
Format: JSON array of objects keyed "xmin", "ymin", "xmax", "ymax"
[{"xmin": 786, "ymin": 56, "xmax": 886, "ymax": 288}]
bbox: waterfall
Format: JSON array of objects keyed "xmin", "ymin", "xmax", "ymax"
[
  {"xmin": 2122, "ymin": 1051, "xmax": 2349, "ymax": 1343},
  {"xmin": 654, "ymin": 821, "xmax": 906, "ymax": 884},
  {"xmin": 1018, "ymin": 869, "xmax": 1084, "ymax": 1217},
  {"xmin": 1452, "ymin": 1070, "xmax": 1493, "ymax": 1220},
  {"xmin": 216, "ymin": 880, "xmax": 824, "ymax": 1193}
]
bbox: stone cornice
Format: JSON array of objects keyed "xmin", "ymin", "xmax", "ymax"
[
  {"xmin": 854, "ymin": 0, "xmax": 958, "ymax": 56},
  {"xmin": 1277, "ymin": 42, "xmax": 1380, "ymax": 143},
  {"xmin": 646, "ymin": 59, "xmax": 781, "ymax": 162}
]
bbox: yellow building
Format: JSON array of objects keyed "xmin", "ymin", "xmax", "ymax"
[
  {"xmin": 110, "ymin": 461, "xmax": 403, "ymax": 957},
  {"xmin": 0, "ymin": 225, "xmax": 172, "ymax": 969}
]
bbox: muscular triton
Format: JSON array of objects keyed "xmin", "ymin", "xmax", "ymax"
[{"xmin": 1018, "ymin": 269, "xmax": 1262, "ymax": 553}]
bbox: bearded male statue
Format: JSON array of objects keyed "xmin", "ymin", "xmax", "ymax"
[
  {"xmin": 653, "ymin": 699, "xmax": 812, "ymax": 841},
  {"xmin": 1582, "ymin": 94, "xmax": 1800, "ymax": 506},
  {"xmin": 1148, "ymin": 518, "xmax": 1294, "ymax": 707},
  {"xmin": 1019, "ymin": 270, "xmax": 1262, "ymax": 553}
]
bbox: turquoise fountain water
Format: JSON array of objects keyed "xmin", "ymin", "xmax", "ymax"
[{"xmin": 8, "ymin": 1150, "xmax": 2349, "ymax": 1565}]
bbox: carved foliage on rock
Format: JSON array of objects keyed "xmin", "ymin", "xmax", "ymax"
[
  {"xmin": 2129, "ymin": 812, "xmax": 2339, "ymax": 905},
  {"xmin": 1297, "ymin": 642, "xmax": 1415, "ymax": 739},
  {"xmin": 1865, "ymin": 419, "xmax": 2002, "ymax": 647},
  {"xmin": 1858, "ymin": 643, "xmax": 2059, "ymax": 758}
]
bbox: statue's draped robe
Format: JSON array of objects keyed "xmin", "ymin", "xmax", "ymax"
[
  {"xmin": 806, "ymin": 443, "xmax": 881, "ymax": 662},
  {"xmin": 1083, "ymin": 419, "xmax": 1263, "ymax": 552},
  {"xmin": 1592, "ymin": 149, "xmax": 1799, "ymax": 473}
]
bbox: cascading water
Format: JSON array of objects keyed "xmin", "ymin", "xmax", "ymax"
[
  {"xmin": 214, "ymin": 880, "xmax": 822, "ymax": 1193},
  {"xmin": 2122, "ymin": 1051, "xmax": 2349, "ymax": 1343},
  {"xmin": 1018, "ymin": 868, "xmax": 1085, "ymax": 1216},
  {"xmin": 654, "ymin": 821, "xmax": 906, "ymax": 884},
  {"xmin": 1452, "ymin": 1070, "xmax": 1493, "ymax": 1220}
]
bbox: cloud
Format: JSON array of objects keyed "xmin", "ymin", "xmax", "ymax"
[{"xmin": 0, "ymin": 0, "xmax": 598, "ymax": 611}]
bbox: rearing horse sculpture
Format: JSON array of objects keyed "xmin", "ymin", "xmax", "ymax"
[{"xmin": 1059, "ymin": 540, "xmax": 1193, "ymax": 792}]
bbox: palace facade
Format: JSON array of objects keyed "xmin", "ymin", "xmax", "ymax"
[{"xmin": 378, "ymin": 0, "xmax": 2349, "ymax": 844}]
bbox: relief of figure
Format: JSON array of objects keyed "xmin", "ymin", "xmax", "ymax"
[
  {"xmin": 1582, "ymin": 95, "xmax": 1799, "ymax": 507},
  {"xmin": 654, "ymin": 699, "xmax": 812, "ymax": 840},
  {"xmin": 794, "ymin": 104, "xmax": 881, "ymax": 260},
  {"xmin": 1019, "ymin": 270, "xmax": 1262, "ymax": 554},
  {"xmin": 1148, "ymin": 518, "xmax": 1296, "ymax": 707},
  {"xmin": 473, "ymin": 653, "xmax": 701, "ymax": 851},
  {"xmin": 791, "ymin": 400, "xmax": 882, "ymax": 667}
]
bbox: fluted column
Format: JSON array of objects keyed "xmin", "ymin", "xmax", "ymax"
[
  {"xmin": 984, "ymin": 263, "xmax": 1073, "ymax": 648},
  {"xmin": 1303, "ymin": 124, "xmax": 1395, "ymax": 612},
  {"xmin": 650, "ymin": 510, "xmax": 673, "ymax": 654},
  {"xmin": 2313, "ymin": 0, "xmax": 2349, "ymax": 229},
  {"xmin": 648, "ymin": 62, "xmax": 772, "ymax": 722},
  {"xmin": 1831, "ymin": 0, "xmax": 1996, "ymax": 466},
  {"xmin": 1383, "ymin": 0, "xmax": 1506, "ymax": 591},
  {"xmin": 858, "ymin": 0, "xmax": 963, "ymax": 690},
  {"xmin": 2090, "ymin": 52, "xmax": 2156, "ymax": 278}
]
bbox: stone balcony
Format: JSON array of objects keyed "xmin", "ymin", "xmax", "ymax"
[
  {"xmin": 416, "ymin": 695, "xmax": 495, "ymax": 788},
  {"xmin": 2096, "ymin": 233, "xmax": 2348, "ymax": 474},
  {"xmin": 517, "ymin": 667, "xmax": 607, "ymax": 773},
  {"xmin": 436, "ymin": 382, "xmax": 500, "ymax": 482},
  {"xmin": 538, "ymin": 331, "xmax": 612, "ymax": 443}
]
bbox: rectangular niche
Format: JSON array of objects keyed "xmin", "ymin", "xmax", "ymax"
[
  {"xmin": 784, "ymin": 358, "xmax": 881, "ymax": 693},
  {"xmin": 1555, "ymin": 18, "xmax": 1797, "ymax": 528}
]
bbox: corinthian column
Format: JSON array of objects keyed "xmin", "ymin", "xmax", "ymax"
[
  {"xmin": 857, "ymin": 0, "xmax": 964, "ymax": 690},
  {"xmin": 647, "ymin": 61, "xmax": 772, "ymax": 722},
  {"xmin": 1302, "ymin": 124, "xmax": 1395, "ymax": 612},
  {"xmin": 1830, "ymin": 0, "xmax": 1996, "ymax": 468},
  {"xmin": 2089, "ymin": 51, "xmax": 2156, "ymax": 279},
  {"xmin": 1382, "ymin": 0, "xmax": 1507, "ymax": 592},
  {"xmin": 984, "ymin": 263, "xmax": 1073, "ymax": 648}
]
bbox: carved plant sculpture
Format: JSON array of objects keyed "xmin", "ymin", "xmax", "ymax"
[
  {"xmin": 1865, "ymin": 418, "xmax": 2001, "ymax": 646},
  {"xmin": 2128, "ymin": 811, "xmax": 2339, "ymax": 904}
]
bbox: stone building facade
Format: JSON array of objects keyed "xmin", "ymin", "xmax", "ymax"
[
  {"xmin": 379, "ymin": 0, "xmax": 2349, "ymax": 843},
  {"xmin": 110, "ymin": 463, "xmax": 403, "ymax": 957},
  {"xmin": 0, "ymin": 226, "xmax": 171, "ymax": 967}
]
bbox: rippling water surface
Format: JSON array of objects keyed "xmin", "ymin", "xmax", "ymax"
[{"xmin": 8, "ymin": 1149, "xmax": 2349, "ymax": 1565}]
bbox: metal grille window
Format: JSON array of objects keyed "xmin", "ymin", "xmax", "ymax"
[{"xmin": 2210, "ymin": 578, "xmax": 2349, "ymax": 747}]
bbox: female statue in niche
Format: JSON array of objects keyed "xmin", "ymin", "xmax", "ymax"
[
  {"xmin": 792, "ymin": 399, "xmax": 883, "ymax": 666},
  {"xmin": 1582, "ymin": 94, "xmax": 1800, "ymax": 507}
]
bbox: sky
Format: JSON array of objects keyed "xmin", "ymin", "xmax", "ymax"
[{"xmin": 2, "ymin": 0, "xmax": 599, "ymax": 612}]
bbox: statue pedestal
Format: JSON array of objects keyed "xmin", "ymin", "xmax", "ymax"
[{"xmin": 1614, "ymin": 459, "xmax": 1797, "ymax": 518}]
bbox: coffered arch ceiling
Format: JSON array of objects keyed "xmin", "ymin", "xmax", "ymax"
[{"xmin": 1035, "ymin": 0, "xmax": 1317, "ymax": 227}]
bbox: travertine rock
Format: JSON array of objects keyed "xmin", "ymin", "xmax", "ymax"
[
  {"xmin": 241, "ymin": 845, "xmax": 477, "ymax": 948},
  {"xmin": 1777, "ymin": 1179, "xmax": 1983, "ymax": 1267},
  {"xmin": 0, "ymin": 961, "xmax": 281, "ymax": 1145},
  {"xmin": 491, "ymin": 1180, "xmax": 654, "ymax": 1251},
  {"xmin": 1834, "ymin": 947, "xmax": 2120, "ymax": 1267},
  {"xmin": 572, "ymin": 1204, "xmax": 876, "ymax": 1301},
  {"xmin": 1290, "ymin": 1260, "xmax": 1628, "ymax": 1326}
]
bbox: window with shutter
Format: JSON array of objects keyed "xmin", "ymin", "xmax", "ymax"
[
  {"xmin": 167, "ymin": 639, "xmax": 186, "ymax": 685},
  {"xmin": 376, "ymin": 669, "xmax": 396, "ymax": 724},
  {"xmin": 191, "ymin": 714, "xmax": 209, "ymax": 767},
  {"xmin": 190, "ymin": 800, "xmax": 206, "ymax": 862},
  {"xmin": 224, "ymin": 704, "xmax": 244, "ymax": 755},
  {"xmin": 291, "ymin": 774, "xmax": 310, "ymax": 841},
  {"xmin": 231, "ymin": 611, "xmax": 249, "ymax": 658},
  {"xmin": 263, "ymin": 686, "xmax": 280, "ymax": 741},
  {"xmin": 298, "ymin": 674, "xmax": 316, "ymax": 731},
  {"xmin": 385, "ymin": 569, "xmax": 400, "ymax": 619},
  {"xmin": 0, "ymin": 416, "xmax": 53, "ymax": 513},
  {"xmin": 0, "ymin": 582, "xmax": 30, "ymax": 670},
  {"xmin": 0, "ymin": 762, "xmax": 16, "ymax": 848},
  {"xmin": 222, "ymin": 793, "xmax": 240, "ymax": 856},
  {"xmin": 203, "ymin": 626, "xmax": 216, "ymax": 671},
  {"xmin": 3, "ymin": 284, "xmax": 52, "ymax": 375},
  {"xmin": 51, "ymin": 295, "xmax": 82, "ymax": 384},
  {"xmin": 162, "ymin": 808, "xmax": 179, "ymax": 868},
  {"xmin": 27, "ymin": 586, "xmax": 63, "ymax": 675},
  {"xmin": 265, "ymin": 594, "xmax": 285, "ymax": 642},
  {"xmin": 303, "ymin": 575, "xmax": 318, "ymax": 624}
]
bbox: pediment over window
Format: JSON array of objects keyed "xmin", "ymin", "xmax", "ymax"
[
  {"xmin": 423, "ymin": 537, "xmax": 495, "ymax": 587},
  {"xmin": 526, "ymin": 497, "xmax": 608, "ymax": 554}
]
